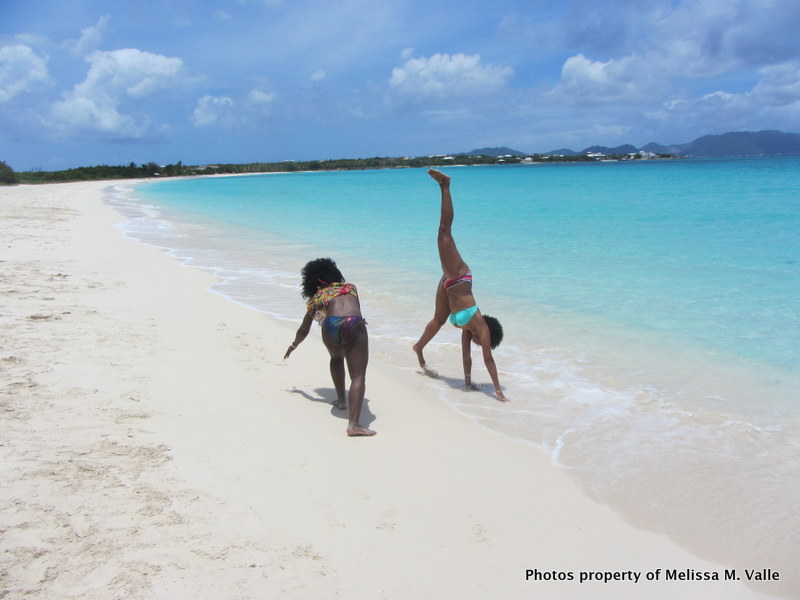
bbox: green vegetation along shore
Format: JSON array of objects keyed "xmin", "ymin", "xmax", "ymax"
[{"xmin": 1, "ymin": 151, "xmax": 675, "ymax": 185}]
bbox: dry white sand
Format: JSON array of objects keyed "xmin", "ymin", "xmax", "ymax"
[{"xmin": 0, "ymin": 181, "xmax": 784, "ymax": 599}]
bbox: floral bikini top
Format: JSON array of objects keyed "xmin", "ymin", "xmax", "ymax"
[{"xmin": 307, "ymin": 282, "xmax": 358, "ymax": 319}]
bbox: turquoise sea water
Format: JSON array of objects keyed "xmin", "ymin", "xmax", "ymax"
[{"xmin": 107, "ymin": 157, "xmax": 799, "ymax": 593}]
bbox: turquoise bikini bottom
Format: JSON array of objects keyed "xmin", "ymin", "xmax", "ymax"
[{"xmin": 449, "ymin": 305, "xmax": 478, "ymax": 327}]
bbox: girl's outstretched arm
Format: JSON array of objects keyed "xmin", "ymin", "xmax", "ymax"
[
  {"xmin": 284, "ymin": 311, "xmax": 314, "ymax": 359},
  {"xmin": 479, "ymin": 330, "xmax": 507, "ymax": 402}
]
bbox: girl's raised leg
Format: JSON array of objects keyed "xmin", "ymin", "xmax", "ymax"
[{"xmin": 429, "ymin": 169, "xmax": 468, "ymax": 279}]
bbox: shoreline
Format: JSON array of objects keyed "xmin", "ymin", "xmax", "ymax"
[
  {"xmin": 124, "ymin": 165, "xmax": 800, "ymax": 591},
  {"xmin": 0, "ymin": 180, "xmax": 785, "ymax": 599}
]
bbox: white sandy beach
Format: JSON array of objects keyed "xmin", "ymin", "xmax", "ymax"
[{"xmin": 0, "ymin": 180, "xmax": 786, "ymax": 599}]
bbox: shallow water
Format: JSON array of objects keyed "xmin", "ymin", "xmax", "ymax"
[{"xmin": 107, "ymin": 158, "xmax": 800, "ymax": 596}]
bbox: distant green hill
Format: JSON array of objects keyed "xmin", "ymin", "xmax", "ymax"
[
  {"xmin": 541, "ymin": 130, "xmax": 800, "ymax": 158},
  {"xmin": 582, "ymin": 144, "xmax": 638, "ymax": 155},
  {"xmin": 465, "ymin": 146, "xmax": 528, "ymax": 157},
  {"xmin": 669, "ymin": 130, "xmax": 800, "ymax": 157}
]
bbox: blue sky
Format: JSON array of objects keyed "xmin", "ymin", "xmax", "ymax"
[{"xmin": 2, "ymin": 0, "xmax": 800, "ymax": 171}]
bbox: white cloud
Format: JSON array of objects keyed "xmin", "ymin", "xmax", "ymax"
[
  {"xmin": 51, "ymin": 94, "xmax": 144, "ymax": 137},
  {"xmin": 701, "ymin": 91, "xmax": 736, "ymax": 102},
  {"xmin": 659, "ymin": 60, "xmax": 800, "ymax": 126},
  {"xmin": 550, "ymin": 53, "xmax": 652, "ymax": 105},
  {"xmin": 68, "ymin": 15, "xmax": 109, "ymax": 57},
  {"xmin": 0, "ymin": 44, "xmax": 49, "ymax": 102},
  {"xmin": 542, "ymin": 0, "xmax": 800, "ymax": 113},
  {"xmin": 193, "ymin": 87, "xmax": 277, "ymax": 128},
  {"xmin": 248, "ymin": 88, "xmax": 275, "ymax": 105},
  {"xmin": 389, "ymin": 52, "xmax": 513, "ymax": 102},
  {"xmin": 193, "ymin": 95, "xmax": 235, "ymax": 126},
  {"xmin": 310, "ymin": 69, "xmax": 327, "ymax": 82},
  {"xmin": 80, "ymin": 48, "xmax": 183, "ymax": 98},
  {"xmin": 659, "ymin": 0, "xmax": 800, "ymax": 72},
  {"xmin": 50, "ymin": 48, "xmax": 184, "ymax": 138},
  {"xmin": 752, "ymin": 61, "xmax": 800, "ymax": 106}
]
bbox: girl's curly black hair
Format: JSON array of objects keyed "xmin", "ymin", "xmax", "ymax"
[
  {"xmin": 482, "ymin": 314, "xmax": 504, "ymax": 349},
  {"xmin": 300, "ymin": 258, "xmax": 345, "ymax": 299}
]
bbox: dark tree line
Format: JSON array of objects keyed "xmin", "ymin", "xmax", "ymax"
[
  {"xmin": 8, "ymin": 161, "xmax": 189, "ymax": 184},
  {"xmin": 1, "ymin": 161, "xmax": 18, "ymax": 184},
  {"xmin": 2, "ymin": 151, "xmax": 674, "ymax": 186}
]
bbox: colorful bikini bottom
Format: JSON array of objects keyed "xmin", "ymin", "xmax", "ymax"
[{"xmin": 322, "ymin": 315, "xmax": 365, "ymax": 343}]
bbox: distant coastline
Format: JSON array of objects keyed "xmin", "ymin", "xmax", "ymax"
[
  {"xmin": 3, "ymin": 151, "xmax": 674, "ymax": 185},
  {"xmin": 474, "ymin": 129, "xmax": 800, "ymax": 159},
  {"xmin": 3, "ymin": 129, "xmax": 799, "ymax": 185}
]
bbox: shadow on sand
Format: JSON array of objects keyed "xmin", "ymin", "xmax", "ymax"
[{"xmin": 289, "ymin": 386, "xmax": 377, "ymax": 429}]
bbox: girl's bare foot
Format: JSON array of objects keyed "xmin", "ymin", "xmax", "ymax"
[
  {"xmin": 347, "ymin": 425, "xmax": 376, "ymax": 436},
  {"xmin": 428, "ymin": 169, "xmax": 450, "ymax": 186},
  {"xmin": 412, "ymin": 342, "xmax": 426, "ymax": 369},
  {"xmin": 413, "ymin": 343, "xmax": 439, "ymax": 378},
  {"xmin": 333, "ymin": 398, "xmax": 346, "ymax": 410}
]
